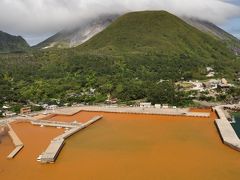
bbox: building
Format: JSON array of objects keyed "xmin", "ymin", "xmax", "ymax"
[
  {"xmin": 218, "ymin": 78, "xmax": 232, "ymax": 89},
  {"xmin": 206, "ymin": 72, "xmax": 215, "ymax": 78},
  {"xmin": 203, "ymin": 82, "xmax": 211, "ymax": 89},
  {"xmin": 2, "ymin": 105, "xmax": 10, "ymax": 110},
  {"xmin": 140, "ymin": 103, "xmax": 152, "ymax": 108},
  {"xmin": 20, "ymin": 107, "xmax": 31, "ymax": 114},
  {"xmin": 162, "ymin": 104, "xmax": 169, "ymax": 109},
  {"xmin": 155, "ymin": 104, "xmax": 161, "ymax": 109},
  {"xmin": 105, "ymin": 98, "xmax": 118, "ymax": 105},
  {"xmin": 48, "ymin": 105, "xmax": 58, "ymax": 110},
  {"xmin": 221, "ymin": 78, "xmax": 228, "ymax": 85},
  {"xmin": 3, "ymin": 111, "xmax": 17, "ymax": 117},
  {"xmin": 206, "ymin": 67, "xmax": 214, "ymax": 72}
]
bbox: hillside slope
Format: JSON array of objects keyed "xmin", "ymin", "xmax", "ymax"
[
  {"xmin": 79, "ymin": 11, "xmax": 233, "ymax": 59},
  {"xmin": 35, "ymin": 15, "xmax": 118, "ymax": 49},
  {"xmin": 182, "ymin": 17, "xmax": 240, "ymax": 55},
  {"xmin": 0, "ymin": 11, "xmax": 239, "ymax": 106},
  {"xmin": 0, "ymin": 31, "xmax": 29, "ymax": 53},
  {"xmin": 35, "ymin": 12, "xmax": 240, "ymax": 56}
]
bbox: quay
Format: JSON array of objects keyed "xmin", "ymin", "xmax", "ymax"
[
  {"xmin": 54, "ymin": 116, "xmax": 103, "ymax": 140},
  {"xmin": 7, "ymin": 123, "xmax": 24, "ymax": 159},
  {"xmin": 215, "ymin": 106, "xmax": 240, "ymax": 151},
  {"xmin": 52, "ymin": 106, "xmax": 210, "ymax": 118},
  {"xmin": 31, "ymin": 120, "xmax": 82, "ymax": 128},
  {"xmin": 39, "ymin": 116, "xmax": 103, "ymax": 163}
]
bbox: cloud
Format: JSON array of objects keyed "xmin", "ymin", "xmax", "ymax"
[{"xmin": 0, "ymin": 0, "xmax": 239, "ymax": 44}]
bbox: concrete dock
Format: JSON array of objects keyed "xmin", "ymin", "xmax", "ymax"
[
  {"xmin": 54, "ymin": 116, "xmax": 102, "ymax": 140},
  {"xmin": 39, "ymin": 139, "xmax": 65, "ymax": 163},
  {"xmin": 7, "ymin": 123, "xmax": 24, "ymax": 159},
  {"xmin": 39, "ymin": 116, "xmax": 102, "ymax": 163},
  {"xmin": 52, "ymin": 106, "xmax": 210, "ymax": 118},
  {"xmin": 31, "ymin": 120, "xmax": 82, "ymax": 128},
  {"xmin": 215, "ymin": 106, "xmax": 240, "ymax": 151}
]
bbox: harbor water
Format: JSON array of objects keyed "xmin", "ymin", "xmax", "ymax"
[{"xmin": 231, "ymin": 112, "xmax": 240, "ymax": 138}]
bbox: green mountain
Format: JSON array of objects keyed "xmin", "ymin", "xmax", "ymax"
[
  {"xmin": 0, "ymin": 11, "xmax": 239, "ymax": 106},
  {"xmin": 0, "ymin": 31, "xmax": 29, "ymax": 53},
  {"xmin": 182, "ymin": 17, "xmax": 240, "ymax": 55},
  {"xmin": 80, "ymin": 11, "xmax": 233, "ymax": 57}
]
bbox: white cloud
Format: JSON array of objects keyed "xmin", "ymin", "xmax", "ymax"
[{"xmin": 0, "ymin": 0, "xmax": 239, "ymax": 44}]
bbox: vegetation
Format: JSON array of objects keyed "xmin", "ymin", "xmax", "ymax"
[
  {"xmin": 0, "ymin": 11, "xmax": 240, "ymax": 109},
  {"xmin": 0, "ymin": 31, "xmax": 29, "ymax": 53}
]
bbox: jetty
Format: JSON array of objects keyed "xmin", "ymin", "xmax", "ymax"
[
  {"xmin": 31, "ymin": 120, "xmax": 82, "ymax": 128},
  {"xmin": 215, "ymin": 106, "xmax": 240, "ymax": 151},
  {"xmin": 7, "ymin": 123, "xmax": 24, "ymax": 159},
  {"xmin": 52, "ymin": 106, "xmax": 210, "ymax": 118},
  {"xmin": 38, "ymin": 116, "xmax": 102, "ymax": 163}
]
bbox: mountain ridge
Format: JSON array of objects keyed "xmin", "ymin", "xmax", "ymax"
[
  {"xmin": 34, "ymin": 12, "xmax": 240, "ymax": 56},
  {"xmin": 0, "ymin": 31, "xmax": 29, "ymax": 53}
]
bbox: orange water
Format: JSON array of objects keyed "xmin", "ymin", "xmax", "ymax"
[{"xmin": 1, "ymin": 110, "xmax": 240, "ymax": 180}]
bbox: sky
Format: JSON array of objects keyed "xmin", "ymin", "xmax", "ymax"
[{"xmin": 0, "ymin": 0, "xmax": 240, "ymax": 46}]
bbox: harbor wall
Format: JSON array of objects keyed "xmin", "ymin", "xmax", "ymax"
[{"xmin": 215, "ymin": 106, "xmax": 240, "ymax": 152}]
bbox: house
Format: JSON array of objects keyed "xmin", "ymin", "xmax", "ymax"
[
  {"xmin": 218, "ymin": 83, "xmax": 232, "ymax": 89},
  {"xmin": 105, "ymin": 94, "xmax": 118, "ymax": 105},
  {"xmin": 203, "ymin": 79, "xmax": 219, "ymax": 90},
  {"xmin": 206, "ymin": 72, "xmax": 215, "ymax": 78},
  {"xmin": 203, "ymin": 82, "xmax": 211, "ymax": 89},
  {"xmin": 3, "ymin": 111, "xmax": 17, "ymax": 117},
  {"xmin": 105, "ymin": 98, "xmax": 118, "ymax": 105},
  {"xmin": 2, "ymin": 105, "xmax": 10, "ymax": 110},
  {"xmin": 218, "ymin": 78, "xmax": 232, "ymax": 89},
  {"xmin": 42, "ymin": 104, "xmax": 49, "ymax": 109},
  {"xmin": 20, "ymin": 107, "xmax": 31, "ymax": 114},
  {"xmin": 48, "ymin": 105, "xmax": 58, "ymax": 110},
  {"xmin": 140, "ymin": 103, "xmax": 152, "ymax": 108},
  {"xmin": 162, "ymin": 104, "xmax": 169, "ymax": 109},
  {"xmin": 221, "ymin": 78, "xmax": 228, "ymax": 85},
  {"xmin": 206, "ymin": 67, "xmax": 215, "ymax": 77},
  {"xmin": 155, "ymin": 104, "xmax": 161, "ymax": 109},
  {"xmin": 206, "ymin": 67, "xmax": 214, "ymax": 72}
]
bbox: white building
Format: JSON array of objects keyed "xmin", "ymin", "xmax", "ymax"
[
  {"xmin": 155, "ymin": 104, "xmax": 161, "ymax": 109},
  {"xmin": 3, "ymin": 111, "xmax": 17, "ymax": 117},
  {"xmin": 140, "ymin": 103, "xmax": 152, "ymax": 108},
  {"xmin": 162, "ymin": 104, "xmax": 169, "ymax": 109}
]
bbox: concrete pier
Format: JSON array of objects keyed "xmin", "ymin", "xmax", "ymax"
[
  {"xmin": 52, "ymin": 106, "xmax": 210, "ymax": 118},
  {"xmin": 54, "ymin": 116, "xmax": 102, "ymax": 140},
  {"xmin": 31, "ymin": 120, "xmax": 82, "ymax": 128},
  {"xmin": 7, "ymin": 123, "xmax": 24, "ymax": 159},
  {"xmin": 39, "ymin": 139, "xmax": 65, "ymax": 163},
  {"xmin": 215, "ymin": 106, "xmax": 240, "ymax": 151},
  {"xmin": 39, "ymin": 116, "xmax": 102, "ymax": 163}
]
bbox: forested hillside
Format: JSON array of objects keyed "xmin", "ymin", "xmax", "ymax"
[
  {"xmin": 0, "ymin": 11, "xmax": 240, "ymax": 109},
  {"xmin": 0, "ymin": 31, "xmax": 29, "ymax": 53}
]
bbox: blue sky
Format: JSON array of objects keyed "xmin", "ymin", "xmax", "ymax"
[
  {"xmin": 220, "ymin": 17, "xmax": 240, "ymax": 39},
  {"xmin": 220, "ymin": 0, "xmax": 240, "ymax": 39}
]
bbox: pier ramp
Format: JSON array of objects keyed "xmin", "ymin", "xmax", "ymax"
[
  {"xmin": 215, "ymin": 106, "xmax": 240, "ymax": 152},
  {"xmin": 39, "ymin": 116, "xmax": 102, "ymax": 163},
  {"xmin": 7, "ymin": 123, "xmax": 24, "ymax": 159}
]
